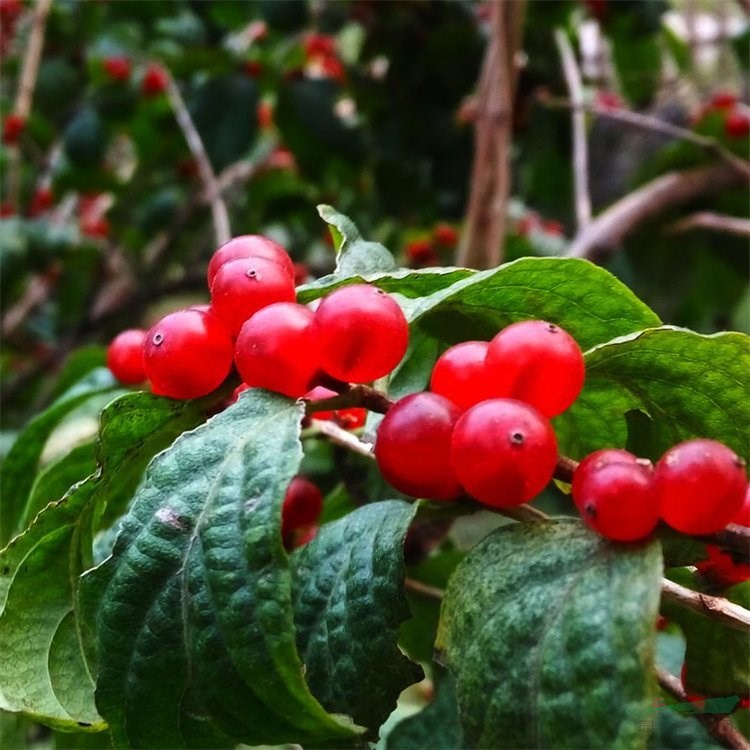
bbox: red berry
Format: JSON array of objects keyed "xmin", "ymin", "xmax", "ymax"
[
  {"xmin": 304, "ymin": 34, "xmax": 336, "ymax": 59},
  {"xmin": 655, "ymin": 439, "xmax": 747, "ymax": 535},
  {"xmin": 103, "ymin": 55, "xmax": 131, "ymax": 82},
  {"xmin": 2, "ymin": 113, "xmax": 25, "ymax": 145},
  {"xmin": 485, "ymin": 320, "xmax": 585, "ymax": 418},
  {"xmin": 429, "ymin": 341, "xmax": 493, "ymax": 411},
  {"xmin": 107, "ymin": 329, "xmax": 147, "ymax": 384},
  {"xmin": 258, "ymin": 101, "xmax": 274, "ymax": 130},
  {"xmin": 210, "ymin": 256, "xmax": 296, "ymax": 336},
  {"xmin": 207, "ymin": 235, "xmax": 294, "ymax": 289},
  {"xmin": 375, "ymin": 392, "xmax": 462, "ymax": 501},
  {"xmin": 143, "ymin": 308, "xmax": 234, "ymax": 399},
  {"xmin": 732, "ymin": 484, "xmax": 750, "ymax": 527},
  {"xmin": 572, "ymin": 452, "xmax": 659, "ymax": 542},
  {"xmin": 287, "ymin": 523, "xmax": 319, "ymax": 549},
  {"xmin": 433, "ymin": 223, "xmax": 459, "ymax": 247},
  {"xmin": 293, "ymin": 262, "xmax": 310, "ymax": 286},
  {"xmin": 80, "ymin": 216, "xmax": 109, "ymax": 238},
  {"xmin": 28, "ymin": 186, "xmax": 53, "ymax": 217},
  {"xmin": 710, "ymin": 91, "xmax": 738, "ymax": 110},
  {"xmin": 595, "ymin": 90, "xmax": 622, "ymax": 111},
  {"xmin": 0, "ymin": 0, "xmax": 22, "ymax": 24},
  {"xmin": 312, "ymin": 285, "xmax": 409, "ymax": 383},
  {"xmin": 282, "ymin": 476, "xmax": 323, "ymax": 536},
  {"xmin": 243, "ymin": 60, "xmax": 263, "ymax": 78},
  {"xmin": 543, "ymin": 220, "xmax": 564, "ymax": 237},
  {"xmin": 405, "ymin": 238, "xmax": 437, "ymax": 266},
  {"xmin": 234, "ymin": 302, "xmax": 321, "ymax": 398},
  {"xmin": 141, "ymin": 63, "xmax": 168, "ymax": 97},
  {"xmin": 696, "ymin": 545, "xmax": 750, "ymax": 587},
  {"xmin": 725, "ymin": 109, "xmax": 750, "ymax": 139},
  {"xmin": 450, "ymin": 398, "xmax": 557, "ymax": 508}
]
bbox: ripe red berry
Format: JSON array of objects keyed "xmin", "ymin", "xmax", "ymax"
[
  {"xmin": 312, "ymin": 285, "xmax": 409, "ymax": 383},
  {"xmin": 304, "ymin": 34, "xmax": 336, "ymax": 59},
  {"xmin": 732, "ymin": 484, "xmax": 750, "ymax": 527},
  {"xmin": 725, "ymin": 109, "xmax": 750, "ymax": 139},
  {"xmin": 572, "ymin": 452, "xmax": 659, "ymax": 542},
  {"xmin": 80, "ymin": 216, "xmax": 109, "ymax": 238},
  {"xmin": 655, "ymin": 439, "xmax": 747, "ymax": 535},
  {"xmin": 257, "ymin": 101, "xmax": 274, "ymax": 130},
  {"xmin": 28, "ymin": 186, "xmax": 53, "ymax": 217},
  {"xmin": 143, "ymin": 308, "xmax": 234, "ymax": 399},
  {"xmin": 2, "ymin": 113, "xmax": 25, "ymax": 145},
  {"xmin": 433, "ymin": 223, "xmax": 459, "ymax": 247},
  {"xmin": 375, "ymin": 392, "xmax": 462, "ymax": 501},
  {"xmin": 210, "ymin": 256, "xmax": 296, "ymax": 336},
  {"xmin": 450, "ymin": 398, "xmax": 557, "ymax": 508},
  {"xmin": 107, "ymin": 329, "xmax": 147, "ymax": 384},
  {"xmin": 282, "ymin": 476, "xmax": 323, "ymax": 537},
  {"xmin": 207, "ymin": 235, "xmax": 294, "ymax": 289},
  {"xmin": 696, "ymin": 545, "xmax": 750, "ymax": 588},
  {"xmin": 103, "ymin": 55, "xmax": 131, "ymax": 82},
  {"xmin": 405, "ymin": 238, "xmax": 437, "ymax": 266},
  {"xmin": 141, "ymin": 63, "xmax": 168, "ymax": 97},
  {"xmin": 234, "ymin": 302, "xmax": 321, "ymax": 398},
  {"xmin": 429, "ymin": 341, "xmax": 493, "ymax": 411},
  {"xmin": 710, "ymin": 91, "xmax": 738, "ymax": 110},
  {"xmin": 485, "ymin": 320, "xmax": 585, "ymax": 417}
]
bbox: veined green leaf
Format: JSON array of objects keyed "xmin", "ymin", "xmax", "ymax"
[
  {"xmin": 436, "ymin": 520, "xmax": 662, "ymax": 749},
  {"xmin": 291, "ymin": 500, "xmax": 422, "ymax": 731},
  {"xmin": 80, "ymin": 390, "xmax": 360, "ymax": 749}
]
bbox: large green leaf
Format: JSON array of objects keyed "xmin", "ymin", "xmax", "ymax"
[
  {"xmin": 80, "ymin": 390, "xmax": 359, "ymax": 749},
  {"xmin": 436, "ymin": 520, "xmax": 663, "ymax": 749},
  {"xmin": 291, "ymin": 500, "xmax": 422, "ymax": 732},
  {"xmin": 0, "ymin": 368, "xmax": 117, "ymax": 545},
  {"xmin": 0, "ymin": 392, "xmax": 206, "ymax": 731},
  {"xmin": 557, "ymin": 328, "xmax": 750, "ymax": 461}
]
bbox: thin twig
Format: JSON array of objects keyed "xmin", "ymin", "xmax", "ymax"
[
  {"xmin": 661, "ymin": 578, "xmax": 750, "ymax": 633},
  {"xmin": 405, "ymin": 578, "xmax": 445, "ymax": 601},
  {"xmin": 656, "ymin": 667, "xmax": 750, "ymax": 750},
  {"xmin": 666, "ymin": 212, "xmax": 750, "ymax": 237},
  {"xmin": 542, "ymin": 94, "xmax": 750, "ymax": 179},
  {"xmin": 305, "ymin": 384, "xmax": 393, "ymax": 417},
  {"xmin": 6, "ymin": 0, "xmax": 53, "ymax": 206},
  {"xmin": 554, "ymin": 29, "xmax": 591, "ymax": 230},
  {"xmin": 566, "ymin": 162, "xmax": 747, "ymax": 260},
  {"xmin": 164, "ymin": 72, "xmax": 231, "ymax": 247},
  {"xmin": 309, "ymin": 419, "xmax": 374, "ymax": 459}
]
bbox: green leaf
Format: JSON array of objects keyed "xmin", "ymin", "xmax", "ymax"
[
  {"xmin": 21, "ymin": 442, "xmax": 97, "ymax": 530},
  {"xmin": 384, "ymin": 673, "xmax": 463, "ymax": 750},
  {"xmin": 646, "ymin": 707, "xmax": 722, "ymax": 749},
  {"xmin": 558, "ymin": 328, "xmax": 750, "ymax": 461},
  {"xmin": 0, "ymin": 392, "xmax": 208, "ymax": 731},
  {"xmin": 436, "ymin": 520, "xmax": 663, "ymax": 749},
  {"xmin": 316, "ymin": 205, "xmax": 397, "ymax": 277},
  {"xmin": 0, "ymin": 368, "xmax": 117, "ymax": 545},
  {"xmin": 80, "ymin": 390, "xmax": 359, "ymax": 749},
  {"xmin": 291, "ymin": 500, "xmax": 422, "ymax": 731}
]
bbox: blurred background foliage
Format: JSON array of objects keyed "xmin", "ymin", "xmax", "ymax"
[{"xmin": 0, "ymin": 0, "xmax": 748, "ymax": 431}]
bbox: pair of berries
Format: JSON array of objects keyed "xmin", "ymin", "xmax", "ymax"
[
  {"xmin": 107, "ymin": 234, "xmax": 410, "ymax": 401},
  {"xmin": 375, "ymin": 320, "xmax": 586, "ymax": 508},
  {"xmin": 572, "ymin": 440, "xmax": 748, "ymax": 542}
]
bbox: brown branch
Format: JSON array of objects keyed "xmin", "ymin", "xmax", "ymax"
[
  {"xmin": 566, "ymin": 162, "xmax": 747, "ymax": 260},
  {"xmin": 666, "ymin": 212, "xmax": 750, "ymax": 237},
  {"xmin": 308, "ymin": 419, "xmax": 374, "ymax": 459},
  {"xmin": 542, "ymin": 94, "xmax": 750, "ymax": 179},
  {"xmin": 305, "ymin": 383, "xmax": 394, "ymax": 417},
  {"xmin": 554, "ymin": 29, "xmax": 591, "ymax": 230},
  {"xmin": 164, "ymin": 72, "xmax": 231, "ymax": 247},
  {"xmin": 457, "ymin": 0, "xmax": 525, "ymax": 269},
  {"xmin": 656, "ymin": 667, "xmax": 750, "ymax": 750},
  {"xmin": 6, "ymin": 0, "xmax": 53, "ymax": 206},
  {"xmin": 661, "ymin": 578, "xmax": 750, "ymax": 633}
]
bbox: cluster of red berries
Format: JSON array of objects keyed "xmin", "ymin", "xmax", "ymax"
[
  {"xmin": 374, "ymin": 321, "xmax": 584, "ymax": 506},
  {"xmin": 695, "ymin": 91, "xmax": 750, "ymax": 140},
  {"xmin": 572, "ymin": 441, "xmax": 748, "ymax": 543},
  {"xmin": 302, "ymin": 33, "xmax": 345, "ymax": 83},
  {"xmin": 405, "ymin": 223, "xmax": 459, "ymax": 267},
  {"xmin": 107, "ymin": 234, "xmax": 410, "ymax": 401},
  {"xmin": 374, "ymin": 323, "xmax": 749, "ymax": 546}
]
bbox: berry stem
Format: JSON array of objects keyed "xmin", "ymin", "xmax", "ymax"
[
  {"xmin": 309, "ymin": 418, "xmax": 374, "ymax": 459},
  {"xmin": 404, "ymin": 578, "xmax": 445, "ymax": 601},
  {"xmin": 661, "ymin": 577, "xmax": 750, "ymax": 633},
  {"xmin": 656, "ymin": 666, "xmax": 750, "ymax": 750}
]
